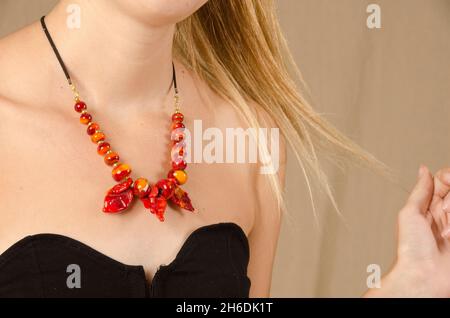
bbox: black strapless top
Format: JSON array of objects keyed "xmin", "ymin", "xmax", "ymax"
[{"xmin": 0, "ymin": 222, "xmax": 250, "ymax": 298}]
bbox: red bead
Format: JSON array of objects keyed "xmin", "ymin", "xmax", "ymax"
[
  {"xmin": 103, "ymin": 178, "xmax": 134, "ymax": 213},
  {"xmin": 172, "ymin": 122, "xmax": 185, "ymax": 130},
  {"xmin": 148, "ymin": 185, "xmax": 159, "ymax": 198},
  {"xmin": 110, "ymin": 177, "xmax": 134, "ymax": 194},
  {"xmin": 80, "ymin": 113, "xmax": 92, "ymax": 125},
  {"xmin": 87, "ymin": 123, "xmax": 100, "ymax": 135},
  {"xmin": 155, "ymin": 198, "xmax": 167, "ymax": 221},
  {"xmin": 172, "ymin": 112, "xmax": 184, "ymax": 123},
  {"xmin": 172, "ymin": 130, "xmax": 185, "ymax": 142},
  {"xmin": 133, "ymin": 178, "xmax": 150, "ymax": 197},
  {"xmin": 171, "ymin": 142, "xmax": 186, "ymax": 162},
  {"xmin": 172, "ymin": 160, "xmax": 187, "ymax": 170},
  {"xmin": 97, "ymin": 142, "xmax": 111, "ymax": 155},
  {"xmin": 104, "ymin": 152, "xmax": 120, "ymax": 165},
  {"xmin": 103, "ymin": 188, "xmax": 134, "ymax": 213},
  {"xmin": 171, "ymin": 186, "xmax": 194, "ymax": 212},
  {"xmin": 155, "ymin": 179, "xmax": 175, "ymax": 199},
  {"xmin": 74, "ymin": 101, "xmax": 87, "ymax": 113},
  {"xmin": 140, "ymin": 191, "xmax": 168, "ymax": 222},
  {"xmin": 112, "ymin": 163, "xmax": 132, "ymax": 182},
  {"xmin": 167, "ymin": 169, "xmax": 176, "ymax": 181}
]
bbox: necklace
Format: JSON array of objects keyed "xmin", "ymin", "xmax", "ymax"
[{"xmin": 40, "ymin": 16, "xmax": 194, "ymax": 222}]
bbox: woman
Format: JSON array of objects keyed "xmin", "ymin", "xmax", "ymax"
[{"xmin": 0, "ymin": 0, "xmax": 449, "ymax": 297}]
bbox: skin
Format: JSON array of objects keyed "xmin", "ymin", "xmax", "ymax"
[
  {"xmin": 0, "ymin": 0, "xmax": 449, "ymax": 298},
  {"xmin": 365, "ymin": 166, "xmax": 450, "ymax": 297},
  {"xmin": 0, "ymin": 0, "xmax": 283, "ymax": 297}
]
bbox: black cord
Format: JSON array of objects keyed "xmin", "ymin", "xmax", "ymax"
[
  {"xmin": 172, "ymin": 62, "xmax": 178, "ymax": 94},
  {"xmin": 40, "ymin": 16, "xmax": 71, "ymax": 84},
  {"xmin": 40, "ymin": 15, "xmax": 178, "ymax": 92}
]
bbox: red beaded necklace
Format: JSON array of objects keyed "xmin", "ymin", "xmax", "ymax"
[{"xmin": 40, "ymin": 16, "xmax": 194, "ymax": 222}]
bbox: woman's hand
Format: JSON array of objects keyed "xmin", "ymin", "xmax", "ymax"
[{"xmin": 365, "ymin": 166, "xmax": 450, "ymax": 297}]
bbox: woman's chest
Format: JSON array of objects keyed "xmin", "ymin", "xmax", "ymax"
[{"xmin": 0, "ymin": 104, "xmax": 255, "ymax": 277}]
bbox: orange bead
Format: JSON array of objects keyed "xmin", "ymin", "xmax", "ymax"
[
  {"xmin": 112, "ymin": 163, "xmax": 132, "ymax": 182},
  {"xmin": 133, "ymin": 177, "xmax": 150, "ymax": 197},
  {"xmin": 172, "ymin": 170, "xmax": 187, "ymax": 185},
  {"xmin": 97, "ymin": 142, "xmax": 111, "ymax": 155},
  {"xmin": 104, "ymin": 152, "xmax": 120, "ymax": 165},
  {"xmin": 80, "ymin": 113, "xmax": 92, "ymax": 124},
  {"xmin": 91, "ymin": 131, "xmax": 106, "ymax": 143}
]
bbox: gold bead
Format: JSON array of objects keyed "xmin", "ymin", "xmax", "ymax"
[{"xmin": 172, "ymin": 170, "xmax": 188, "ymax": 185}]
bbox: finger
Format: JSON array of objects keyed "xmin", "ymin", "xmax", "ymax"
[
  {"xmin": 433, "ymin": 168, "xmax": 450, "ymax": 199},
  {"xmin": 439, "ymin": 192, "xmax": 450, "ymax": 239},
  {"xmin": 405, "ymin": 165, "xmax": 434, "ymax": 215},
  {"xmin": 397, "ymin": 167, "xmax": 439, "ymax": 258},
  {"xmin": 430, "ymin": 168, "xmax": 450, "ymax": 233},
  {"xmin": 426, "ymin": 210, "xmax": 433, "ymax": 225},
  {"xmin": 443, "ymin": 192, "xmax": 450, "ymax": 213}
]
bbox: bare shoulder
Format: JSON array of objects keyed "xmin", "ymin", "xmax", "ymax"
[
  {"xmin": 0, "ymin": 26, "xmax": 32, "ymax": 130},
  {"xmin": 187, "ymin": 77, "xmax": 287, "ymax": 297},
  {"xmin": 0, "ymin": 20, "xmax": 55, "ymax": 111},
  {"xmin": 183, "ymin": 65, "xmax": 286, "ymax": 233},
  {"xmin": 0, "ymin": 22, "xmax": 60, "ymax": 188},
  {"xmin": 0, "ymin": 19, "xmax": 67, "ymax": 149},
  {"xmin": 249, "ymin": 100, "xmax": 287, "ymax": 187},
  {"xmin": 249, "ymin": 101, "xmax": 286, "ymax": 230}
]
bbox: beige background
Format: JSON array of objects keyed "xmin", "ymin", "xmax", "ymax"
[{"xmin": 1, "ymin": 0, "xmax": 449, "ymax": 297}]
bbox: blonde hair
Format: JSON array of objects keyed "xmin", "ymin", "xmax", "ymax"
[{"xmin": 174, "ymin": 0, "xmax": 384, "ymax": 216}]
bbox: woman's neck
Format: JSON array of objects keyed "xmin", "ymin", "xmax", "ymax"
[{"xmin": 44, "ymin": 0, "xmax": 176, "ymax": 108}]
